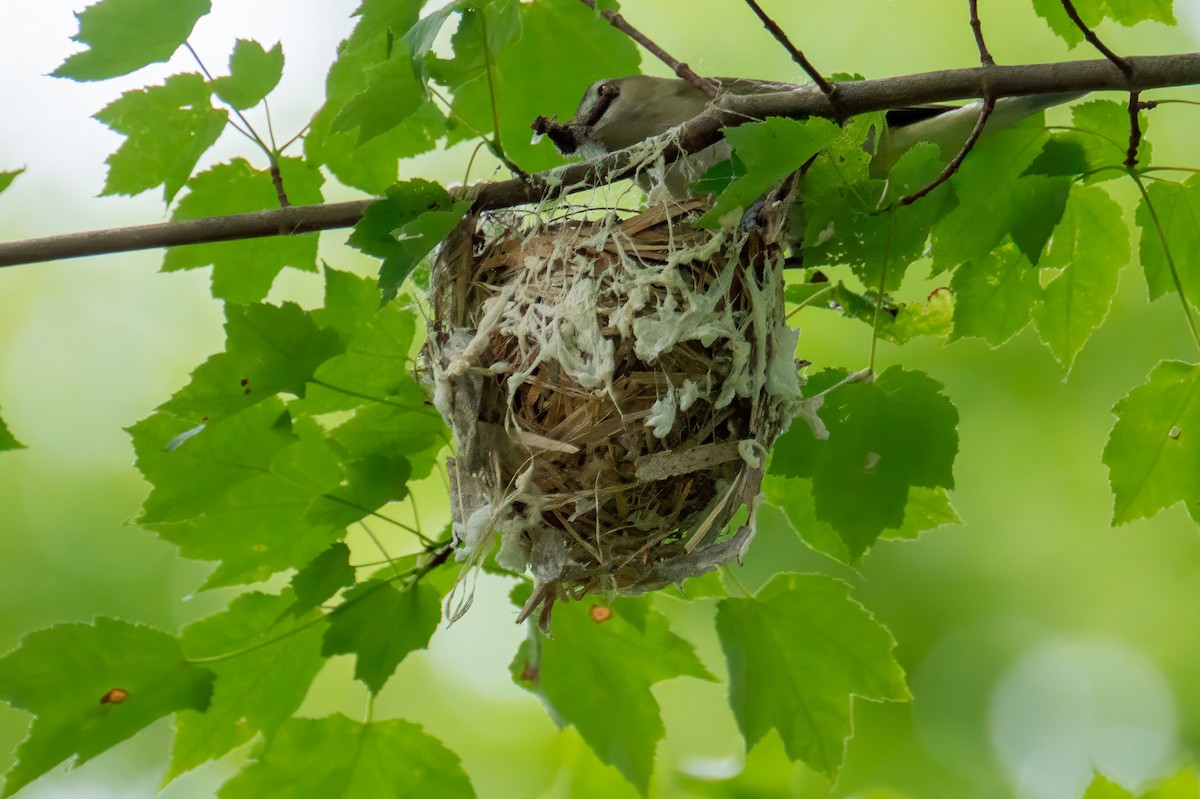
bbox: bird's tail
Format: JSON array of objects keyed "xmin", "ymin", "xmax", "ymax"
[{"xmin": 877, "ymin": 92, "xmax": 1084, "ymax": 171}]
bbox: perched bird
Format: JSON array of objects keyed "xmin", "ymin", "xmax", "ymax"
[{"xmin": 546, "ymin": 74, "xmax": 1080, "ymax": 197}]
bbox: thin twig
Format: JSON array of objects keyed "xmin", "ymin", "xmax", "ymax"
[
  {"xmin": 969, "ymin": 0, "xmax": 995, "ymax": 66},
  {"xmin": 740, "ymin": 0, "xmax": 836, "ymax": 96},
  {"xmin": 1060, "ymin": 0, "xmax": 1134, "ymax": 76},
  {"xmin": 575, "ymin": 0, "xmax": 719, "ymax": 97},
  {"xmin": 900, "ymin": 98, "xmax": 996, "ymax": 205},
  {"xmin": 184, "ymin": 42, "xmax": 271, "ymax": 156},
  {"xmin": 899, "ymin": 2, "xmax": 997, "ymax": 205},
  {"xmin": 1126, "ymin": 90, "xmax": 1144, "ymax": 167}
]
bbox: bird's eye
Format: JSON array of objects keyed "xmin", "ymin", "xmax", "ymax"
[{"xmin": 598, "ymin": 82, "xmax": 620, "ymax": 99}]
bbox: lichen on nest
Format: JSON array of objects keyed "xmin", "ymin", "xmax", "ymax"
[{"xmin": 424, "ymin": 192, "xmax": 803, "ymax": 628}]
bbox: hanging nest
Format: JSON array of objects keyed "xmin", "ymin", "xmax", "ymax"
[{"xmin": 425, "ymin": 193, "xmax": 803, "ymax": 627}]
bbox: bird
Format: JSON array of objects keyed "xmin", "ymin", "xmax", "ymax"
[{"xmin": 546, "ymin": 74, "xmax": 1080, "ymax": 198}]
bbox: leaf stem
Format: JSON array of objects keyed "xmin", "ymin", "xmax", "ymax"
[{"xmin": 1130, "ymin": 170, "xmax": 1200, "ymax": 352}]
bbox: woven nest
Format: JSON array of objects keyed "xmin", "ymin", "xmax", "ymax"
[{"xmin": 425, "ymin": 196, "xmax": 803, "ymax": 627}]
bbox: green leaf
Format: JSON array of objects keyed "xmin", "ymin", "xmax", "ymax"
[
  {"xmin": 160, "ymin": 301, "xmax": 343, "ymax": 424},
  {"xmin": 1023, "ymin": 137, "xmax": 1091, "ymax": 178},
  {"xmin": 94, "ymin": 73, "xmax": 227, "ymax": 202},
  {"xmin": 1137, "ymin": 174, "xmax": 1200, "ymax": 308},
  {"xmin": 347, "ymin": 179, "xmax": 470, "ymax": 301},
  {"xmin": 1084, "ymin": 773, "xmax": 1136, "ymax": 799},
  {"xmin": 1065, "ymin": 100, "xmax": 1154, "ymax": 182},
  {"xmin": 0, "ymin": 619, "xmax": 214, "ymax": 797},
  {"xmin": 510, "ymin": 595, "xmax": 713, "ymax": 792},
  {"xmin": 322, "ymin": 579, "xmax": 443, "ymax": 694},
  {"xmin": 0, "ymin": 168, "xmax": 24, "ymax": 195},
  {"xmin": 305, "ymin": 315, "xmax": 419, "ymax": 415},
  {"xmin": 765, "ymin": 475, "xmax": 959, "ymax": 564},
  {"xmin": 803, "ymin": 141, "xmax": 953, "ymax": 291},
  {"xmin": 950, "ymin": 245, "xmax": 1041, "ymax": 346},
  {"xmin": 304, "ymin": 0, "xmax": 445, "ymax": 193},
  {"xmin": 715, "ymin": 573, "xmax": 909, "ymax": 778},
  {"xmin": 162, "ymin": 158, "xmax": 324, "ymax": 302},
  {"xmin": 769, "ymin": 367, "xmax": 958, "ymax": 557},
  {"xmin": 53, "ymin": 0, "xmax": 210, "ymax": 80},
  {"xmin": 1032, "ymin": 0, "xmax": 1174, "ymax": 47},
  {"xmin": 332, "ymin": 52, "xmax": 425, "ymax": 145},
  {"xmin": 217, "ymin": 714, "xmax": 475, "ymax": 798},
  {"xmin": 211, "ymin": 40, "xmax": 284, "ymax": 110},
  {"xmin": 441, "ymin": 0, "xmax": 639, "ymax": 171},
  {"xmin": 1104, "ymin": 360, "xmax": 1200, "ymax": 524},
  {"xmin": 168, "ymin": 591, "xmax": 324, "ymax": 781},
  {"xmin": 700, "ymin": 117, "xmax": 841, "ymax": 227},
  {"xmin": 0, "ymin": 411, "xmax": 24, "ymax": 452},
  {"xmin": 931, "ymin": 122, "xmax": 1050, "ymax": 272},
  {"xmin": 288, "ymin": 543, "xmax": 357, "ymax": 617},
  {"xmin": 1010, "ymin": 175, "xmax": 1071, "ymax": 264},
  {"xmin": 131, "ymin": 400, "xmax": 296, "ymax": 524},
  {"xmin": 1034, "ymin": 185, "xmax": 1129, "ymax": 371},
  {"xmin": 1084, "ymin": 768, "xmax": 1200, "ymax": 799},
  {"xmin": 326, "ymin": 400, "xmax": 447, "ymax": 482},
  {"xmin": 149, "ymin": 419, "xmax": 349, "ymax": 588}
]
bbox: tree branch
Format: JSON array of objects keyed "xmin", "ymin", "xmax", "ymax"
[
  {"xmin": 740, "ymin": 0, "xmax": 837, "ymax": 96},
  {"xmin": 1, "ymin": 53, "xmax": 1197, "ymax": 269},
  {"xmin": 575, "ymin": 0, "xmax": 719, "ymax": 96},
  {"xmin": 1059, "ymin": 0, "xmax": 1133, "ymax": 75}
]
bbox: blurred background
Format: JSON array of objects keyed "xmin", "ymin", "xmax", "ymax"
[{"xmin": 1, "ymin": 1, "xmax": 1199, "ymax": 797}]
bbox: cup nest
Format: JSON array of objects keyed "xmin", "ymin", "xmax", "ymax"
[{"xmin": 425, "ymin": 197, "xmax": 803, "ymax": 626}]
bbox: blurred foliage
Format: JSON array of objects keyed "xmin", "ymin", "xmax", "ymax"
[{"xmin": 0, "ymin": 0, "xmax": 1199, "ymax": 797}]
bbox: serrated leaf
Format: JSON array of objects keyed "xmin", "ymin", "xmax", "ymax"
[
  {"xmin": 322, "ymin": 579, "xmax": 442, "ymax": 694},
  {"xmin": 765, "ymin": 476, "xmax": 959, "ymax": 563},
  {"xmin": 715, "ymin": 573, "xmax": 909, "ymax": 778},
  {"xmin": 314, "ymin": 267, "xmax": 385, "ymax": 342},
  {"xmin": 1105, "ymin": 360, "xmax": 1200, "ymax": 524},
  {"xmin": 950, "ymin": 245, "xmax": 1041, "ymax": 346},
  {"xmin": 168, "ymin": 591, "xmax": 324, "ymax": 781},
  {"xmin": 1084, "ymin": 773, "xmax": 1136, "ymax": 799},
  {"xmin": 162, "ymin": 157, "xmax": 324, "ymax": 301},
  {"xmin": 94, "ymin": 73, "xmax": 227, "ymax": 202},
  {"xmin": 332, "ymin": 52, "xmax": 425, "ymax": 145},
  {"xmin": 304, "ymin": 0, "xmax": 445, "ymax": 193},
  {"xmin": 0, "ymin": 411, "xmax": 24, "ymax": 452},
  {"xmin": 510, "ymin": 595, "xmax": 713, "ymax": 792},
  {"xmin": 930, "ymin": 122, "xmax": 1049, "ymax": 272},
  {"xmin": 326, "ymin": 400, "xmax": 447, "ymax": 482},
  {"xmin": 1023, "ymin": 137, "xmax": 1091, "ymax": 178},
  {"xmin": 769, "ymin": 367, "xmax": 958, "ymax": 557},
  {"xmin": 131, "ymin": 400, "xmax": 296, "ymax": 524},
  {"xmin": 1068, "ymin": 100, "xmax": 1154, "ymax": 181},
  {"xmin": 700, "ymin": 117, "xmax": 841, "ymax": 228},
  {"xmin": 53, "ymin": 0, "xmax": 210, "ymax": 81},
  {"xmin": 161, "ymin": 301, "xmax": 343, "ymax": 424},
  {"xmin": 287, "ymin": 543, "xmax": 356, "ymax": 617},
  {"xmin": 1136, "ymin": 174, "xmax": 1200, "ymax": 308},
  {"xmin": 0, "ymin": 619, "xmax": 214, "ymax": 797},
  {"xmin": 149, "ymin": 419, "xmax": 349, "ymax": 588},
  {"xmin": 211, "ymin": 40, "xmax": 284, "ymax": 110},
  {"xmin": 1033, "ymin": 0, "xmax": 1174, "ymax": 47},
  {"xmin": 1034, "ymin": 185, "xmax": 1128, "ymax": 371},
  {"xmin": 217, "ymin": 714, "xmax": 475, "ymax": 798},
  {"xmin": 0, "ymin": 168, "xmax": 24, "ymax": 195},
  {"xmin": 348, "ymin": 179, "xmax": 469, "ymax": 301},
  {"xmin": 443, "ymin": 0, "xmax": 638, "ymax": 171}
]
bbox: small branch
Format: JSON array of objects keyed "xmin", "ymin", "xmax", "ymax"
[
  {"xmin": 901, "ymin": 98, "xmax": 995, "ymax": 205},
  {"xmin": 575, "ymin": 0, "xmax": 719, "ymax": 97},
  {"xmin": 0, "ymin": 201, "xmax": 371, "ymax": 267},
  {"xmin": 1126, "ymin": 90, "xmax": 1144, "ymax": 167},
  {"xmin": 269, "ymin": 161, "xmax": 290, "ymax": 207},
  {"xmin": 2, "ymin": 54, "xmax": 1200, "ymax": 268},
  {"xmin": 1060, "ymin": 0, "xmax": 1134, "ymax": 76},
  {"xmin": 740, "ymin": 0, "xmax": 837, "ymax": 96},
  {"xmin": 969, "ymin": 0, "xmax": 995, "ymax": 67}
]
